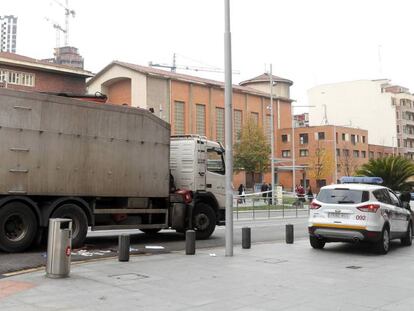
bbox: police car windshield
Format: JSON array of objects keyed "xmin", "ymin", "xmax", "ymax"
[{"xmin": 317, "ymin": 188, "xmax": 369, "ymax": 204}]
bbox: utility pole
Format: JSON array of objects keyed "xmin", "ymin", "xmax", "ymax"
[
  {"xmin": 269, "ymin": 65, "xmax": 275, "ymax": 205},
  {"xmin": 224, "ymin": 0, "xmax": 233, "ymax": 257}
]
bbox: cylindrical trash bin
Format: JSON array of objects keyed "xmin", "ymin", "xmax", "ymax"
[
  {"xmin": 46, "ymin": 218, "xmax": 72, "ymax": 278},
  {"xmin": 242, "ymin": 227, "xmax": 251, "ymax": 249},
  {"xmin": 286, "ymin": 224, "xmax": 294, "ymax": 244}
]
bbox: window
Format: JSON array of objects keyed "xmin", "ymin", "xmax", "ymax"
[
  {"xmin": 343, "ymin": 149, "xmax": 350, "ymax": 157},
  {"xmin": 299, "ymin": 149, "xmax": 309, "ymax": 157},
  {"xmin": 351, "ymin": 134, "xmax": 356, "ymax": 145},
  {"xmin": 281, "ymin": 134, "xmax": 290, "ymax": 143},
  {"xmin": 207, "ymin": 148, "xmax": 225, "ymax": 175},
  {"xmin": 369, "ymin": 151, "xmax": 374, "ymax": 158},
  {"xmin": 174, "ymin": 101, "xmax": 185, "ymax": 135},
  {"xmin": 373, "ymin": 189, "xmax": 391, "ymax": 204},
  {"xmin": 377, "ymin": 152, "xmax": 382, "ymax": 158},
  {"xmin": 282, "ymin": 150, "xmax": 291, "ymax": 158},
  {"xmin": 0, "ymin": 68, "xmax": 34, "ymax": 87},
  {"xmin": 216, "ymin": 107, "xmax": 225, "ymax": 143},
  {"xmin": 362, "ymin": 136, "xmax": 366, "ymax": 143},
  {"xmin": 195, "ymin": 104, "xmax": 206, "ymax": 136},
  {"xmin": 341, "ymin": 133, "xmax": 345, "ymax": 141},
  {"xmin": 397, "ymin": 125, "xmax": 400, "ymax": 134},
  {"xmin": 234, "ymin": 109, "xmax": 242, "ymax": 141},
  {"xmin": 361, "ymin": 151, "xmax": 366, "ymax": 158},
  {"xmin": 317, "ymin": 189, "xmax": 369, "ymax": 204},
  {"xmin": 316, "ymin": 179, "xmax": 327, "ymax": 188},
  {"xmin": 250, "ymin": 112, "xmax": 259, "ymax": 125},
  {"xmin": 353, "ymin": 150, "xmax": 359, "ymax": 157},
  {"xmin": 336, "ymin": 149, "xmax": 340, "ymax": 156},
  {"xmin": 317, "ymin": 132, "xmax": 325, "ymax": 140},
  {"xmin": 299, "ymin": 133, "xmax": 308, "ymax": 144}
]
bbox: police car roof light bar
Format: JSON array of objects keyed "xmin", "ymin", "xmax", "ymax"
[{"xmin": 340, "ymin": 176, "xmax": 384, "ymax": 185}]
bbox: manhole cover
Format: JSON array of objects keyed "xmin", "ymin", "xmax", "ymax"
[
  {"xmin": 346, "ymin": 266, "xmax": 362, "ymax": 269},
  {"xmin": 257, "ymin": 258, "xmax": 288, "ymax": 264},
  {"xmin": 108, "ymin": 273, "xmax": 149, "ymax": 280}
]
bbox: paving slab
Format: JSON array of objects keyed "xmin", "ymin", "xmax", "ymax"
[{"xmin": 1, "ymin": 238, "xmax": 414, "ymax": 310}]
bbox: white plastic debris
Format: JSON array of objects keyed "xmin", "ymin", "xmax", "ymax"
[{"xmin": 145, "ymin": 245, "xmax": 165, "ymax": 250}]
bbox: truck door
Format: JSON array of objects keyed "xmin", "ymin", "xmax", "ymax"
[
  {"xmin": 195, "ymin": 138, "xmax": 207, "ymax": 191},
  {"xmin": 206, "ymin": 147, "xmax": 226, "ymax": 208}
]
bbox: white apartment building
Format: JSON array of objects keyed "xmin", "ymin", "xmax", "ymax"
[
  {"xmin": 308, "ymin": 79, "xmax": 414, "ymax": 159},
  {"xmin": 0, "ymin": 15, "xmax": 17, "ymax": 53}
]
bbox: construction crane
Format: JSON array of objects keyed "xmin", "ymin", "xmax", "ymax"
[
  {"xmin": 45, "ymin": 17, "xmax": 66, "ymax": 48},
  {"xmin": 53, "ymin": 0, "xmax": 75, "ymax": 46},
  {"xmin": 149, "ymin": 53, "xmax": 240, "ymax": 74}
]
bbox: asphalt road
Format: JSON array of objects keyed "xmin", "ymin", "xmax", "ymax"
[{"xmin": 0, "ymin": 217, "xmax": 309, "ymax": 275}]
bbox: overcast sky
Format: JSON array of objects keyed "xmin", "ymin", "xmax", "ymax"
[{"xmin": 3, "ymin": 0, "xmax": 414, "ymax": 110}]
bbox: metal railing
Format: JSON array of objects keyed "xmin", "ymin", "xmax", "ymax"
[{"xmin": 233, "ymin": 190, "xmax": 312, "ymax": 220}]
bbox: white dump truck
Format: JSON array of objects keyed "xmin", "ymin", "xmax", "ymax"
[{"xmin": 0, "ymin": 88, "xmax": 225, "ymax": 252}]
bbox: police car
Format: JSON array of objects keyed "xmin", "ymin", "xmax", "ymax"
[{"xmin": 308, "ymin": 177, "xmax": 412, "ymax": 254}]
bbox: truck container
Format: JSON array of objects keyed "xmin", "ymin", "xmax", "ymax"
[{"xmin": 0, "ymin": 88, "xmax": 225, "ymax": 252}]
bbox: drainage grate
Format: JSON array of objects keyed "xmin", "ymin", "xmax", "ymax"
[
  {"xmin": 257, "ymin": 258, "xmax": 288, "ymax": 264},
  {"xmin": 108, "ymin": 273, "xmax": 149, "ymax": 280},
  {"xmin": 346, "ymin": 266, "xmax": 362, "ymax": 269}
]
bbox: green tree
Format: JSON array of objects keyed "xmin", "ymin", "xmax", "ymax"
[
  {"xmin": 234, "ymin": 118, "xmax": 270, "ymax": 185},
  {"xmin": 356, "ymin": 156, "xmax": 414, "ymax": 191}
]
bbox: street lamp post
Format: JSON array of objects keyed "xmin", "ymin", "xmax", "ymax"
[
  {"xmin": 333, "ymin": 125, "xmax": 337, "ymax": 183},
  {"xmin": 224, "ymin": 0, "xmax": 233, "ymax": 257},
  {"xmin": 269, "ymin": 65, "xmax": 275, "ymax": 205}
]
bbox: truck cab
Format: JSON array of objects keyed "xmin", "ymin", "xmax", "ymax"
[{"xmin": 170, "ymin": 135, "xmax": 226, "ymax": 238}]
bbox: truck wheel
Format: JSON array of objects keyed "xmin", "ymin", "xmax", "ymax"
[
  {"xmin": 140, "ymin": 229, "xmax": 161, "ymax": 235},
  {"xmin": 51, "ymin": 204, "xmax": 88, "ymax": 249},
  {"xmin": 0, "ymin": 202, "xmax": 38, "ymax": 253},
  {"xmin": 193, "ymin": 203, "xmax": 216, "ymax": 240}
]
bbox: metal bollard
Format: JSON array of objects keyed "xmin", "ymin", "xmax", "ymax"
[
  {"xmin": 186, "ymin": 230, "xmax": 196, "ymax": 255},
  {"xmin": 46, "ymin": 218, "xmax": 72, "ymax": 278},
  {"xmin": 118, "ymin": 234, "xmax": 130, "ymax": 262},
  {"xmin": 242, "ymin": 227, "xmax": 251, "ymax": 249},
  {"xmin": 286, "ymin": 224, "xmax": 294, "ymax": 244}
]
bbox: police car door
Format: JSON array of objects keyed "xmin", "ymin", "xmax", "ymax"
[{"xmin": 388, "ymin": 190, "xmax": 408, "ymax": 233}]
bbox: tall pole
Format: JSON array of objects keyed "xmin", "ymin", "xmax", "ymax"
[
  {"xmin": 224, "ymin": 0, "xmax": 233, "ymax": 257},
  {"xmin": 292, "ymin": 114, "xmax": 296, "ymax": 192},
  {"xmin": 269, "ymin": 65, "xmax": 275, "ymax": 205},
  {"xmin": 333, "ymin": 125, "xmax": 337, "ymax": 183}
]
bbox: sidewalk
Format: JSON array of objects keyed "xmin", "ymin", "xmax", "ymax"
[{"xmin": 1, "ymin": 238, "xmax": 414, "ymax": 310}]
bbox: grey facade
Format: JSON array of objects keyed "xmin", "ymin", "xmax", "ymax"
[{"xmin": 0, "ymin": 15, "xmax": 17, "ymax": 53}]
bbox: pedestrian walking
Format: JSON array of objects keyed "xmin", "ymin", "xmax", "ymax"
[
  {"xmin": 261, "ymin": 183, "xmax": 269, "ymax": 203},
  {"xmin": 267, "ymin": 183, "xmax": 272, "ymax": 205},
  {"xmin": 238, "ymin": 183, "xmax": 246, "ymax": 204},
  {"xmin": 306, "ymin": 185, "xmax": 313, "ymax": 202}
]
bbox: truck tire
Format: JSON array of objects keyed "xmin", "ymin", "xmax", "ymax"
[
  {"xmin": 0, "ymin": 202, "xmax": 38, "ymax": 253},
  {"xmin": 193, "ymin": 203, "xmax": 216, "ymax": 240},
  {"xmin": 140, "ymin": 229, "xmax": 161, "ymax": 235},
  {"xmin": 51, "ymin": 204, "xmax": 88, "ymax": 249}
]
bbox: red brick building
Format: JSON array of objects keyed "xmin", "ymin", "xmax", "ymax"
[
  {"xmin": 0, "ymin": 52, "xmax": 93, "ymax": 94},
  {"xmin": 87, "ymin": 61, "xmax": 294, "ymax": 187}
]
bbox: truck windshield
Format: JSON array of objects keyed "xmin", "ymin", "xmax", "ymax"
[
  {"xmin": 316, "ymin": 188, "xmax": 369, "ymax": 204},
  {"xmin": 207, "ymin": 148, "xmax": 225, "ymax": 175}
]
